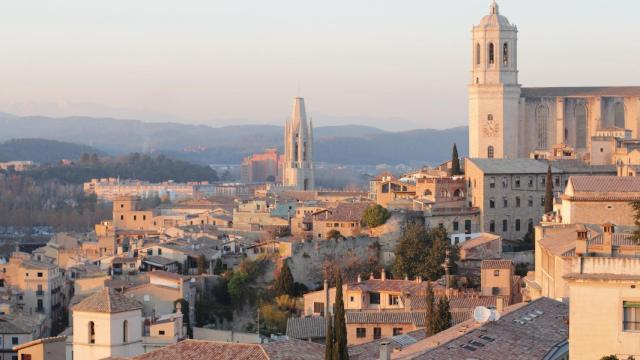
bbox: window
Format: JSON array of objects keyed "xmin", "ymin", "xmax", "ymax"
[
  {"xmin": 489, "ymin": 221, "xmax": 495, "ymax": 233},
  {"xmin": 389, "ymin": 294, "xmax": 399, "ymax": 306},
  {"xmin": 89, "ymin": 321, "xmax": 95, "ymax": 344},
  {"xmin": 515, "ymin": 196, "xmax": 520, "ymax": 208},
  {"xmin": 528, "ymin": 176, "xmax": 534, "ymax": 187},
  {"xmin": 123, "ymin": 320, "xmax": 128, "ymax": 343},
  {"xmin": 514, "ymin": 176, "xmax": 520, "ymax": 188},
  {"xmin": 624, "ymin": 301, "xmax": 640, "ymax": 331},
  {"xmin": 502, "ymin": 197, "xmax": 508, "ymax": 208},
  {"xmin": 453, "ymin": 221, "xmax": 459, "ymax": 231},
  {"xmin": 120, "ymin": 215, "xmax": 124, "ymax": 221},
  {"xmin": 370, "ymin": 292, "xmax": 381, "ymax": 305},
  {"xmin": 536, "ymin": 105, "xmax": 549, "ymax": 149},
  {"xmin": 393, "ymin": 328, "xmax": 403, "ymax": 336},
  {"xmin": 515, "ymin": 219, "xmax": 521, "ymax": 232},
  {"xmin": 12, "ymin": 337, "xmax": 19, "ymax": 345},
  {"xmin": 492, "ymin": 287, "xmax": 500, "ymax": 295},
  {"xmin": 554, "ymin": 176, "xmax": 560, "ymax": 187},
  {"xmin": 528, "ymin": 196, "xmax": 533, "ymax": 207},
  {"xmin": 373, "ymin": 327, "xmax": 382, "ymax": 340},
  {"xmin": 21, "ymin": 355, "xmax": 32, "ymax": 360},
  {"xmin": 159, "ymin": 330, "xmax": 165, "ymax": 335},
  {"xmin": 528, "ymin": 219, "xmax": 534, "ymax": 232},
  {"xmin": 465, "ymin": 220, "xmax": 471, "ymax": 232},
  {"xmin": 489, "ymin": 177, "xmax": 495, "ymax": 189},
  {"xmin": 487, "ymin": 146, "xmax": 494, "ymax": 159},
  {"xmin": 502, "ymin": 219, "xmax": 508, "ymax": 232},
  {"xmin": 158, "ymin": 249, "xmax": 162, "ymax": 255},
  {"xmin": 37, "ymin": 272, "xmax": 43, "ymax": 278},
  {"xmin": 133, "ymin": 215, "xmax": 137, "ymax": 221},
  {"xmin": 575, "ymin": 104, "xmax": 588, "ymax": 148},
  {"xmin": 615, "ymin": 102, "xmax": 625, "ymax": 128},
  {"xmin": 489, "ymin": 198, "xmax": 495, "ymax": 209},
  {"xmin": 147, "ymin": 249, "xmax": 152, "ymax": 255},
  {"xmin": 488, "ymin": 43, "xmax": 495, "ymax": 65},
  {"xmin": 143, "ymin": 215, "xmax": 147, "ymax": 221},
  {"xmin": 314, "ymin": 302, "xmax": 324, "ymax": 314},
  {"xmin": 350, "ymin": 296, "xmax": 354, "ymax": 302},
  {"xmin": 356, "ymin": 328, "xmax": 366, "ymax": 338},
  {"xmin": 476, "ymin": 43, "xmax": 481, "ymax": 65},
  {"xmin": 502, "ymin": 177, "xmax": 508, "ymax": 188},
  {"xmin": 502, "ymin": 42, "xmax": 509, "ymax": 65},
  {"xmin": 493, "ymin": 270, "xmax": 500, "ymax": 276}
]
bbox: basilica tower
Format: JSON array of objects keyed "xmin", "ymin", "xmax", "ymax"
[
  {"xmin": 283, "ymin": 97, "xmax": 315, "ymax": 190},
  {"xmin": 469, "ymin": 1, "xmax": 521, "ymax": 158}
]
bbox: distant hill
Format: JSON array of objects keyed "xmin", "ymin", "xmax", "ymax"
[
  {"xmin": 0, "ymin": 138, "xmax": 105, "ymax": 164},
  {"xmin": 0, "ymin": 113, "xmax": 468, "ymax": 166}
]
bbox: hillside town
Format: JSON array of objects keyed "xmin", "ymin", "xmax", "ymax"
[{"xmin": 0, "ymin": 2, "xmax": 639, "ymax": 360}]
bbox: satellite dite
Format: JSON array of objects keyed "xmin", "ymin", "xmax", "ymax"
[{"xmin": 473, "ymin": 306, "xmax": 501, "ymax": 323}]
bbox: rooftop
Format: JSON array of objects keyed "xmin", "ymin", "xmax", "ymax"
[
  {"xmin": 521, "ymin": 86, "xmax": 640, "ymax": 98},
  {"xmin": 73, "ymin": 288, "xmax": 142, "ymax": 313},
  {"xmin": 480, "ymin": 259, "xmax": 513, "ymax": 269},
  {"xmin": 467, "ymin": 158, "xmax": 559, "ymax": 175},
  {"xmin": 569, "ymin": 175, "xmax": 640, "ymax": 193}
]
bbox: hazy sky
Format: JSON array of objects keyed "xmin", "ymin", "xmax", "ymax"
[{"xmin": 0, "ymin": 1, "xmax": 638, "ymax": 131}]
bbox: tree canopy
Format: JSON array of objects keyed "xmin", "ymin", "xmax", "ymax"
[
  {"xmin": 274, "ymin": 262, "xmax": 295, "ymax": 297},
  {"xmin": 393, "ymin": 222, "xmax": 458, "ymax": 280},
  {"xmin": 544, "ymin": 164, "xmax": 554, "ymax": 214},
  {"xmin": 451, "ymin": 143, "xmax": 462, "ymax": 176},
  {"xmin": 362, "ymin": 204, "xmax": 391, "ymax": 228}
]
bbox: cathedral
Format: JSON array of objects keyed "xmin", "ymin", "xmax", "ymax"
[
  {"xmin": 469, "ymin": 2, "xmax": 640, "ymax": 160},
  {"xmin": 283, "ymin": 97, "xmax": 315, "ymax": 190}
]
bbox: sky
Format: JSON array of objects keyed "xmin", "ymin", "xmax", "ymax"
[{"xmin": 0, "ymin": 1, "xmax": 638, "ymax": 131}]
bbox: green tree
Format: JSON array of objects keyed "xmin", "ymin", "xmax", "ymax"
[
  {"xmin": 544, "ymin": 164, "xmax": 554, "ymax": 214},
  {"xmin": 274, "ymin": 262, "xmax": 295, "ymax": 297},
  {"xmin": 332, "ymin": 271, "xmax": 349, "ymax": 360},
  {"xmin": 327, "ymin": 229, "xmax": 342, "ymax": 240},
  {"xmin": 213, "ymin": 258, "xmax": 224, "ymax": 275},
  {"xmin": 196, "ymin": 254, "xmax": 207, "ymax": 275},
  {"xmin": 435, "ymin": 296, "xmax": 452, "ymax": 333},
  {"xmin": 451, "ymin": 143, "xmax": 462, "ymax": 176},
  {"xmin": 362, "ymin": 204, "xmax": 391, "ymax": 228},
  {"xmin": 424, "ymin": 282, "xmax": 437, "ymax": 336},
  {"xmin": 228, "ymin": 271, "xmax": 251, "ymax": 306},
  {"xmin": 631, "ymin": 200, "xmax": 640, "ymax": 242},
  {"xmin": 324, "ymin": 314, "xmax": 334, "ymax": 360}
]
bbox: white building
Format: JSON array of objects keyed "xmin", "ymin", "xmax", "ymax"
[{"xmin": 72, "ymin": 288, "xmax": 144, "ymax": 359}]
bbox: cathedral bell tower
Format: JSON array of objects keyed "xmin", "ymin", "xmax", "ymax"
[
  {"xmin": 283, "ymin": 97, "xmax": 315, "ymax": 190},
  {"xmin": 469, "ymin": 1, "xmax": 521, "ymax": 159}
]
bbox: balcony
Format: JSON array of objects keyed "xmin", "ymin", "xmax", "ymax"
[{"xmin": 36, "ymin": 290, "xmax": 44, "ymax": 296}]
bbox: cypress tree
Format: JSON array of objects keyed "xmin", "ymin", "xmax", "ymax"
[
  {"xmin": 451, "ymin": 143, "xmax": 462, "ymax": 176},
  {"xmin": 424, "ymin": 282, "xmax": 437, "ymax": 336},
  {"xmin": 435, "ymin": 296, "xmax": 452, "ymax": 332},
  {"xmin": 332, "ymin": 271, "xmax": 349, "ymax": 360},
  {"xmin": 275, "ymin": 262, "xmax": 295, "ymax": 297},
  {"xmin": 544, "ymin": 164, "xmax": 554, "ymax": 214},
  {"xmin": 324, "ymin": 314, "xmax": 334, "ymax": 360}
]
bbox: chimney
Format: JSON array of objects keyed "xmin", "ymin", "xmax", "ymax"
[
  {"xmin": 404, "ymin": 275, "xmax": 408, "ymax": 281},
  {"xmin": 495, "ymin": 297, "xmax": 504, "ymax": 313},
  {"xmin": 603, "ymin": 222, "xmax": 614, "ymax": 255},
  {"xmin": 379, "ymin": 341, "xmax": 392, "ymax": 360},
  {"xmin": 357, "ymin": 274, "xmax": 362, "ymax": 283},
  {"xmin": 575, "ymin": 224, "xmax": 588, "ymax": 256},
  {"xmin": 370, "ymin": 272, "xmax": 375, "ymax": 280},
  {"xmin": 416, "ymin": 276, "xmax": 422, "ymax": 283},
  {"xmin": 381, "ymin": 269, "xmax": 386, "ymax": 281}
]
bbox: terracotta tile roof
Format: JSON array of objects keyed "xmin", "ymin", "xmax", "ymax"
[
  {"xmin": 286, "ymin": 316, "xmax": 326, "ymax": 339},
  {"xmin": 347, "ymin": 279, "xmax": 441, "ymax": 296},
  {"xmin": 13, "ymin": 336, "xmax": 66, "ymax": 351},
  {"xmin": 143, "ymin": 255, "xmax": 178, "ymax": 266},
  {"xmin": 395, "ymin": 297, "xmax": 568, "ymax": 360},
  {"xmin": 313, "ymin": 203, "xmax": 372, "ymax": 222},
  {"xmin": 409, "ymin": 295, "xmax": 498, "ymax": 311},
  {"xmin": 346, "ymin": 310, "xmax": 471, "ymax": 328},
  {"xmin": 460, "ymin": 234, "xmax": 500, "ymax": 250},
  {"xmin": 131, "ymin": 339, "xmax": 325, "ymax": 360},
  {"xmin": 569, "ymin": 175, "xmax": 640, "ymax": 193},
  {"xmin": 73, "ymin": 288, "xmax": 142, "ymax": 313},
  {"xmin": 480, "ymin": 260, "xmax": 513, "ymax": 269}
]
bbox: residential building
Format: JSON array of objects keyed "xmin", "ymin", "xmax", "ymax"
[
  {"xmin": 241, "ymin": 148, "xmax": 283, "ymax": 183},
  {"xmin": 13, "ymin": 336, "xmax": 66, "ymax": 360},
  {"xmin": 311, "ymin": 202, "xmax": 371, "ymax": 239},
  {"xmin": 282, "ymin": 97, "xmax": 315, "ymax": 191},
  {"xmin": 0, "ymin": 319, "xmax": 32, "ymax": 360}
]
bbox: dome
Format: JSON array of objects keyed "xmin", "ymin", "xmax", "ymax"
[{"xmin": 477, "ymin": 1, "xmax": 515, "ymax": 29}]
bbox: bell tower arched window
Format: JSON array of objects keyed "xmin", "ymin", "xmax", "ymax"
[
  {"xmin": 123, "ymin": 320, "xmax": 128, "ymax": 343},
  {"xmin": 487, "ymin": 146, "xmax": 494, "ymax": 158},
  {"xmin": 503, "ymin": 42, "xmax": 509, "ymax": 65},
  {"xmin": 476, "ymin": 43, "xmax": 481, "ymax": 65},
  {"xmin": 89, "ymin": 321, "xmax": 95, "ymax": 344},
  {"xmin": 536, "ymin": 105, "xmax": 549, "ymax": 149},
  {"xmin": 488, "ymin": 43, "xmax": 495, "ymax": 65}
]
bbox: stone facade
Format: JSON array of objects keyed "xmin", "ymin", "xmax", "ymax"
[
  {"xmin": 283, "ymin": 97, "xmax": 315, "ymax": 191},
  {"xmin": 469, "ymin": 3, "xmax": 640, "ymax": 161}
]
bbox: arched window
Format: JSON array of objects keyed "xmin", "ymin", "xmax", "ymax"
[
  {"xmin": 476, "ymin": 43, "xmax": 481, "ymax": 65},
  {"xmin": 536, "ymin": 105, "xmax": 549, "ymax": 149},
  {"xmin": 575, "ymin": 104, "xmax": 588, "ymax": 148},
  {"xmin": 487, "ymin": 146, "xmax": 494, "ymax": 158},
  {"xmin": 615, "ymin": 102, "xmax": 625, "ymax": 128},
  {"xmin": 123, "ymin": 320, "xmax": 128, "ymax": 343},
  {"xmin": 488, "ymin": 43, "xmax": 495, "ymax": 65},
  {"xmin": 488, "ymin": 114, "xmax": 493, "ymax": 121},
  {"xmin": 502, "ymin": 42, "xmax": 509, "ymax": 65},
  {"xmin": 423, "ymin": 189, "xmax": 432, "ymax": 196},
  {"xmin": 453, "ymin": 189, "xmax": 463, "ymax": 197},
  {"xmin": 89, "ymin": 321, "xmax": 95, "ymax": 344}
]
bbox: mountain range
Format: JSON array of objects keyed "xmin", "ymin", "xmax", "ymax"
[{"xmin": 0, "ymin": 113, "xmax": 468, "ymax": 166}]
